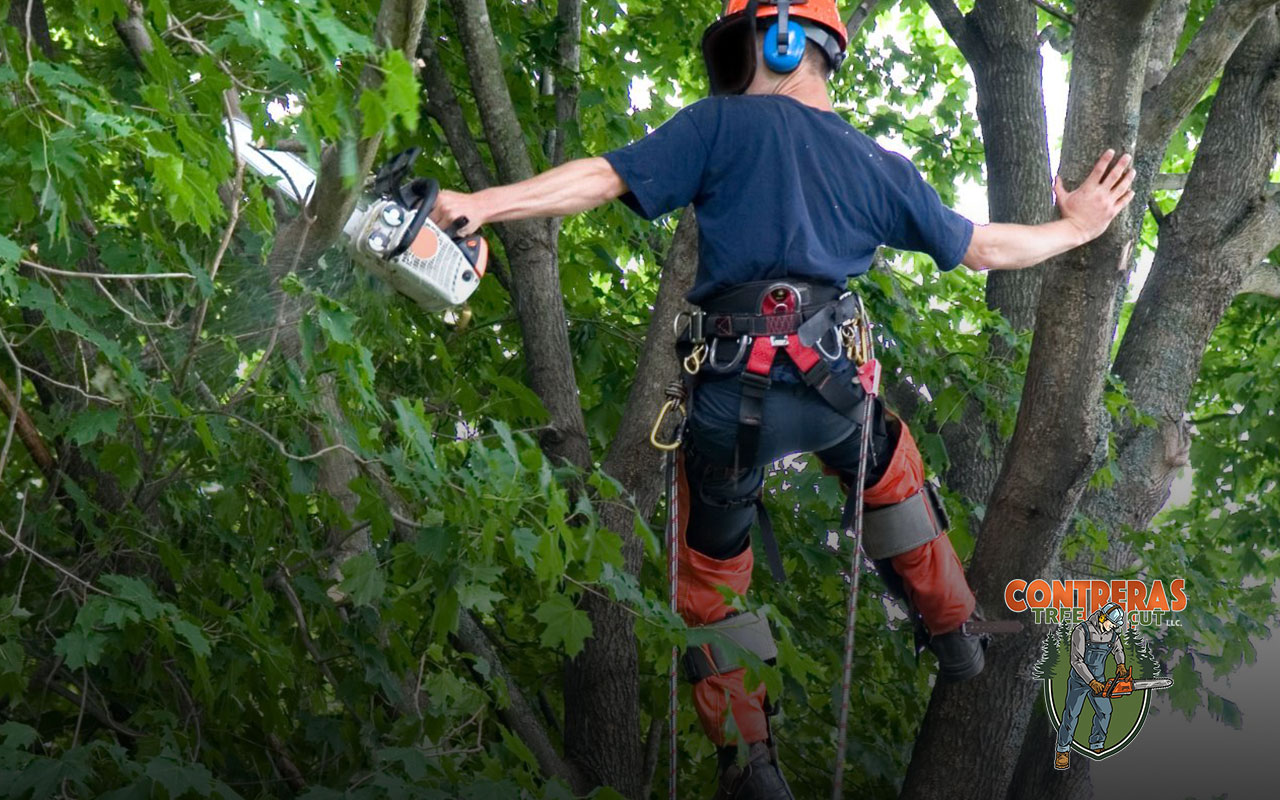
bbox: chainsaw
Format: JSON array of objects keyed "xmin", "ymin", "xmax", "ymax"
[
  {"xmin": 1098, "ymin": 664, "xmax": 1174, "ymax": 698},
  {"xmin": 225, "ymin": 118, "xmax": 487, "ymax": 312}
]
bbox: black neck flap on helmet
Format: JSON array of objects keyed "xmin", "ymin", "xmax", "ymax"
[{"xmin": 701, "ymin": 0, "xmax": 762, "ymax": 97}]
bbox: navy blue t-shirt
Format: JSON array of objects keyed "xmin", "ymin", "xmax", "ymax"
[{"xmin": 603, "ymin": 95, "xmax": 973, "ymax": 304}]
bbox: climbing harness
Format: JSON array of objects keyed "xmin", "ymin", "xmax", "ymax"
[
  {"xmin": 676, "ymin": 280, "xmax": 870, "ymax": 583},
  {"xmin": 830, "ymin": 294, "xmax": 879, "ymax": 800},
  {"xmin": 652, "ymin": 278, "xmax": 882, "ymax": 798}
]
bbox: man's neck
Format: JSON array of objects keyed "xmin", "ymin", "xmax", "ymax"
[{"xmin": 745, "ymin": 73, "xmax": 833, "ymax": 112}]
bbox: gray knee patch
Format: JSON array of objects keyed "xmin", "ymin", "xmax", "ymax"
[
  {"xmin": 862, "ymin": 483, "xmax": 949, "ymax": 560},
  {"xmin": 683, "ymin": 611, "xmax": 778, "ymax": 684}
]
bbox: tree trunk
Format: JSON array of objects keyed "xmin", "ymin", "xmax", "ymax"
[{"xmin": 901, "ymin": 3, "xmax": 1163, "ymax": 797}]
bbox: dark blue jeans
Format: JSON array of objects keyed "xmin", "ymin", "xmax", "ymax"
[{"xmin": 683, "ymin": 368, "xmax": 895, "ymax": 560}]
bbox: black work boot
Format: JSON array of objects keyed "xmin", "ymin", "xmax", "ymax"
[
  {"xmin": 712, "ymin": 741, "xmax": 795, "ymax": 800},
  {"xmin": 927, "ymin": 625, "xmax": 986, "ymax": 681}
]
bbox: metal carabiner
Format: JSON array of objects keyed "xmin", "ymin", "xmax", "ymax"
[
  {"xmin": 816, "ymin": 326, "xmax": 844, "ymax": 362},
  {"xmin": 683, "ymin": 343, "xmax": 707, "ymax": 375},
  {"xmin": 708, "ymin": 335, "xmax": 751, "ymax": 373},
  {"xmin": 650, "ymin": 383, "xmax": 687, "ymax": 451}
]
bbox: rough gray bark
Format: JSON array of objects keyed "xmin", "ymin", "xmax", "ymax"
[
  {"xmin": 1016, "ymin": 12, "xmax": 1280, "ymax": 799},
  {"xmin": 431, "ymin": 3, "xmax": 705, "ymax": 793},
  {"xmin": 901, "ymin": 3, "xmax": 1164, "ymax": 798},
  {"xmin": 923, "ymin": 0, "xmax": 1055, "ymax": 515},
  {"xmin": 1093, "ymin": 8, "xmax": 1280, "ymax": 541},
  {"xmin": 568, "ymin": 214, "xmax": 697, "ymax": 796}
]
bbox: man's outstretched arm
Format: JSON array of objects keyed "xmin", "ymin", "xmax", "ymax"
[
  {"xmin": 428, "ymin": 157, "xmax": 627, "ymax": 236},
  {"xmin": 962, "ymin": 150, "xmax": 1135, "ymax": 272}
]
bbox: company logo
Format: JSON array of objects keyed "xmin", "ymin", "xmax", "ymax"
[{"xmin": 1004, "ymin": 580, "xmax": 1181, "ymax": 771}]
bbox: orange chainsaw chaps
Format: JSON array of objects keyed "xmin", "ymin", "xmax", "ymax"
[
  {"xmin": 863, "ymin": 415, "xmax": 925, "ymax": 509},
  {"xmin": 889, "ymin": 535, "xmax": 975, "ymax": 635},
  {"xmin": 865, "ymin": 419, "xmax": 975, "ymax": 634},
  {"xmin": 674, "ymin": 452, "xmax": 770, "ymax": 745}
]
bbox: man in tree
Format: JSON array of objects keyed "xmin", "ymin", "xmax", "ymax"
[{"xmin": 431, "ymin": 1, "xmax": 1134, "ymax": 795}]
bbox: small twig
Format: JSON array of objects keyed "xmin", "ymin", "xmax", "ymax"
[
  {"xmin": 20, "ymin": 259, "xmax": 192, "ymax": 281},
  {"xmin": 267, "ymin": 569, "xmax": 344, "ymax": 692},
  {"xmin": 72, "ymin": 668, "xmax": 89, "ymax": 748},
  {"xmin": 92, "ymin": 278, "xmax": 180, "ymax": 329},
  {"xmin": 0, "ymin": 523, "xmax": 107, "ymax": 595},
  {"xmin": 193, "ymin": 410, "xmax": 372, "ymax": 465},
  {"xmin": 1029, "ymin": 0, "xmax": 1074, "ymax": 25}
]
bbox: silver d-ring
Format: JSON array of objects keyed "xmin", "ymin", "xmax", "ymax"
[
  {"xmin": 672, "ymin": 310, "xmax": 691, "ymax": 337},
  {"xmin": 708, "ymin": 335, "xmax": 751, "ymax": 372}
]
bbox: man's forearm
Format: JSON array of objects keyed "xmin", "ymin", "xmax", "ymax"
[
  {"xmin": 477, "ymin": 157, "xmax": 627, "ymax": 223},
  {"xmin": 962, "ymin": 219, "xmax": 1089, "ymax": 272}
]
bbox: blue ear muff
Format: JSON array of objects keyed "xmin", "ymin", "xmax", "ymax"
[{"xmin": 763, "ymin": 21, "xmax": 806, "ymax": 73}]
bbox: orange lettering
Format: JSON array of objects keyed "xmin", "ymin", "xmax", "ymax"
[
  {"xmin": 1170, "ymin": 578, "xmax": 1187, "ymax": 612},
  {"xmin": 1005, "ymin": 580, "xmax": 1028, "ymax": 613}
]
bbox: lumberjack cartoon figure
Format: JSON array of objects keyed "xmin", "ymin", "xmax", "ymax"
[{"xmin": 1055, "ymin": 602, "xmax": 1126, "ymax": 769}]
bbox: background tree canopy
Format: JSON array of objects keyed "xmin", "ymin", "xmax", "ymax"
[{"xmin": 1, "ymin": 1, "xmax": 1277, "ymax": 798}]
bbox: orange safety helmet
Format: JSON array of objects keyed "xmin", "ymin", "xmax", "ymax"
[{"xmin": 702, "ymin": 0, "xmax": 848, "ymax": 95}]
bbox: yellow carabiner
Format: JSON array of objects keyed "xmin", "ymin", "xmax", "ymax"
[{"xmin": 649, "ymin": 397, "xmax": 685, "ymax": 451}]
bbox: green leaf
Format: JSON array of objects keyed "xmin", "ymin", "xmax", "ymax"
[
  {"xmin": 145, "ymin": 757, "xmax": 214, "ymax": 799},
  {"xmin": 0, "ymin": 720, "xmax": 38, "ymax": 750},
  {"xmin": 98, "ymin": 442, "xmax": 142, "ymax": 489},
  {"xmin": 172, "ymin": 619, "xmax": 212, "ymax": 659},
  {"xmin": 101, "ymin": 574, "xmax": 166, "ymax": 621},
  {"xmin": 337, "ymin": 552, "xmax": 386, "ymax": 607},
  {"xmin": 54, "ymin": 628, "xmax": 108, "ymax": 670},
  {"xmin": 65, "ymin": 409, "xmax": 122, "ymax": 445},
  {"xmin": 533, "ymin": 595, "xmax": 593, "ymax": 657},
  {"xmin": 317, "ymin": 303, "xmax": 357, "ymax": 344},
  {"xmin": 0, "ymin": 233, "xmax": 22, "ymax": 263}
]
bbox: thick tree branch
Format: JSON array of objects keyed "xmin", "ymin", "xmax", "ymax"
[
  {"xmin": 445, "ymin": 0, "xmax": 537, "ymax": 183},
  {"xmin": 112, "ymin": 0, "xmax": 152, "ymax": 65},
  {"xmin": 845, "ymin": 0, "xmax": 888, "ymax": 40},
  {"xmin": 8, "ymin": 0, "xmax": 56, "ymax": 60},
  {"xmin": 454, "ymin": 612, "xmax": 587, "ymax": 793},
  {"xmin": 1139, "ymin": 0, "xmax": 1280, "ymax": 151},
  {"xmin": 1154, "ymin": 172, "xmax": 1280, "ymax": 192},
  {"xmin": 1145, "ymin": 0, "xmax": 1191, "ymax": 91},
  {"xmin": 419, "ymin": 36, "xmax": 496, "ymax": 192},
  {"xmin": 552, "ymin": 0, "xmax": 582, "ymax": 167},
  {"xmin": 1240, "ymin": 261, "xmax": 1280, "ymax": 296},
  {"xmin": 1029, "ymin": 0, "xmax": 1074, "ymax": 25},
  {"xmin": 0, "ymin": 375, "xmax": 56, "ymax": 478},
  {"xmin": 924, "ymin": 0, "xmax": 986, "ymax": 60}
]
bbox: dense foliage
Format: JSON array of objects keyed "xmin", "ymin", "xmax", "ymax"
[{"xmin": 1, "ymin": 1, "xmax": 1276, "ymax": 798}]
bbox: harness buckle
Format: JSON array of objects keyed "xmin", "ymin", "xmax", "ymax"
[{"xmin": 769, "ymin": 334, "xmax": 789, "ymax": 347}]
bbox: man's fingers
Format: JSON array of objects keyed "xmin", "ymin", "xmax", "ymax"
[
  {"xmin": 1087, "ymin": 149, "xmax": 1116, "ymax": 184},
  {"xmin": 1107, "ymin": 153, "xmax": 1134, "ymax": 190},
  {"xmin": 1053, "ymin": 174, "xmax": 1068, "ymax": 201},
  {"xmin": 1114, "ymin": 190, "xmax": 1135, "ymax": 210}
]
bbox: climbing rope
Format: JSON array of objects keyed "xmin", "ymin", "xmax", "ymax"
[
  {"xmin": 654, "ymin": 381, "xmax": 687, "ymax": 800},
  {"xmin": 832, "ymin": 305, "xmax": 879, "ymax": 799}
]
